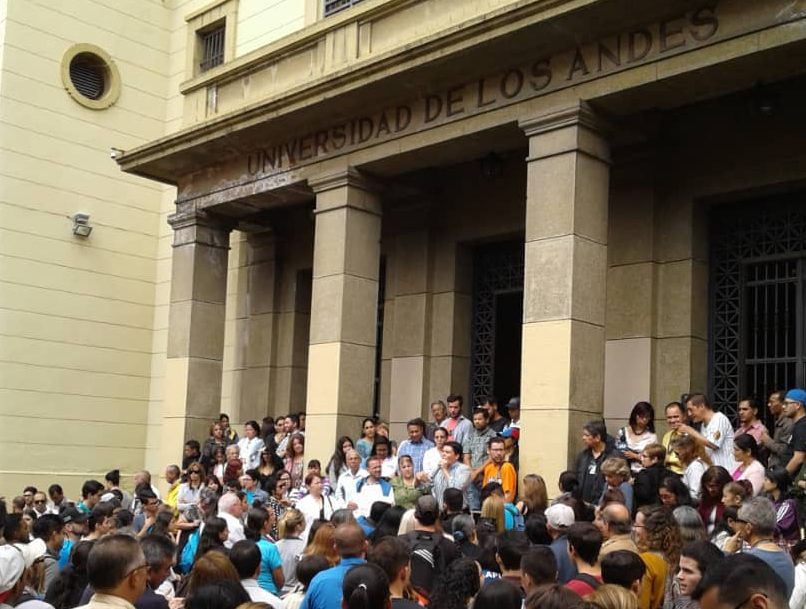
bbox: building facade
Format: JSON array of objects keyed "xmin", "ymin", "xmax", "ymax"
[{"xmin": 3, "ymin": 0, "xmax": 806, "ymax": 498}]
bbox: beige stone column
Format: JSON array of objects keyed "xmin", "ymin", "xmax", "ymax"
[
  {"xmin": 388, "ymin": 226, "xmax": 432, "ymax": 438},
  {"xmin": 305, "ymin": 168, "xmax": 382, "ymax": 465},
  {"xmin": 241, "ymin": 230, "xmax": 278, "ymax": 423},
  {"xmin": 518, "ymin": 101, "xmax": 610, "ymax": 488},
  {"xmin": 164, "ymin": 209, "xmax": 231, "ymax": 466},
  {"xmin": 604, "ymin": 153, "xmax": 656, "ymax": 432}
]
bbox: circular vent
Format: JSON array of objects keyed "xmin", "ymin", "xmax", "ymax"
[
  {"xmin": 60, "ymin": 44, "xmax": 120, "ymax": 110},
  {"xmin": 69, "ymin": 55, "xmax": 105, "ymax": 100}
]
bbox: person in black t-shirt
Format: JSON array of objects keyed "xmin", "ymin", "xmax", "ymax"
[
  {"xmin": 782, "ymin": 389, "xmax": 806, "ymax": 476},
  {"xmin": 367, "ymin": 537, "xmax": 421, "ymax": 609}
]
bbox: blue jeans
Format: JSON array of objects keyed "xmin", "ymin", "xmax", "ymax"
[{"xmin": 467, "ymin": 481, "xmax": 482, "ymax": 512}]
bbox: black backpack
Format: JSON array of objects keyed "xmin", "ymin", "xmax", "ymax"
[{"xmin": 405, "ymin": 531, "xmax": 443, "ymax": 599}]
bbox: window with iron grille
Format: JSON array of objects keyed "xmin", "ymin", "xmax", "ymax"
[
  {"xmin": 324, "ymin": 0, "xmax": 365, "ymax": 17},
  {"xmin": 199, "ymin": 26, "xmax": 225, "ymax": 72},
  {"xmin": 709, "ymin": 194, "xmax": 806, "ymax": 425}
]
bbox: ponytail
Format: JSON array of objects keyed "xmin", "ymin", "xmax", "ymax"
[
  {"xmin": 278, "ymin": 508, "xmax": 305, "ymax": 539},
  {"xmin": 342, "ymin": 564, "xmax": 390, "ymax": 609}
]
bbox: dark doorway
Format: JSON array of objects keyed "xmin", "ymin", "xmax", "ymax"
[
  {"xmin": 470, "ymin": 240, "xmax": 524, "ymax": 407},
  {"xmin": 493, "ymin": 291, "xmax": 524, "ymax": 404},
  {"xmin": 709, "ymin": 193, "xmax": 806, "ymax": 424}
]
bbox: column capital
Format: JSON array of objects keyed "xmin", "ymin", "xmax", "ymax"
[
  {"xmin": 308, "ymin": 166, "xmax": 383, "ymax": 194},
  {"xmin": 520, "ymin": 100, "xmax": 611, "ymax": 165},
  {"xmin": 168, "ymin": 208, "xmax": 233, "ymax": 249}
]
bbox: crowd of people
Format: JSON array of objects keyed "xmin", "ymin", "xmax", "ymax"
[{"xmin": 2, "ymin": 390, "xmax": 806, "ymax": 609}]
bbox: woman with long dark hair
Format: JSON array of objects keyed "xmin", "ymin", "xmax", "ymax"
[
  {"xmin": 428, "ymin": 558, "xmax": 482, "ymax": 609},
  {"xmin": 237, "ymin": 420, "xmax": 265, "ymax": 470},
  {"xmin": 244, "ymin": 507, "xmax": 285, "ymax": 595},
  {"xmin": 731, "ymin": 433, "xmax": 765, "ymax": 495},
  {"xmin": 326, "ymin": 436, "xmax": 355, "ymax": 487},
  {"xmin": 193, "ymin": 516, "xmax": 228, "ymax": 562},
  {"xmin": 696, "ymin": 466, "xmax": 731, "ymax": 534},
  {"xmin": 763, "ymin": 466, "xmax": 800, "ymax": 544},
  {"xmin": 616, "ymin": 401, "xmax": 658, "ymax": 473}
]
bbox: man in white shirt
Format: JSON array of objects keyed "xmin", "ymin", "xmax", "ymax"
[
  {"xmin": 229, "ymin": 540, "xmax": 282, "ymax": 609},
  {"xmin": 679, "ymin": 393, "xmax": 735, "ymax": 470},
  {"xmin": 335, "ymin": 449, "xmax": 367, "ymax": 506},
  {"xmin": 351, "ymin": 456, "xmax": 394, "ymax": 518},
  {"xmin": 217, "ymin": 492, "xmax": 245, "ymax": 548}
]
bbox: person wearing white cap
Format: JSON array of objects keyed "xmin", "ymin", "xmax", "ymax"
[
  {"xmin": 9, "ymin": 539, "xmax": 49, "ymax": 609},
  {"xmin": 0, "ymin": 539, "xmax": 47, "ymax": 609},
  {"xmin": 545, "ymin": 503, "xmax": 578, "ymax": 585}
]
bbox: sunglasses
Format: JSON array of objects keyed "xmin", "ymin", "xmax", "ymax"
[{"xmin": 34, "ymin": 500, "xmax": 47, "ymax": 504}]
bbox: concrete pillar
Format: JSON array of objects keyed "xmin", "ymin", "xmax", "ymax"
[
  {"xmin": 428, "ymin": 240, "xmax": 472, "ymax": 403},
  {"xmin": 518, "ymin": 101, "xmax": 610, "ymax": 486},
  {"xmin": 388, "ymin": 225, "xmax": 432, "ymax": 438},
  {"xmin": 164, "ymin": 209, "xmax": 231, "ymax": 465},
  {"xmin": 241, "ymin": 230, "xmax": 278, "ymax": 423},
  {"xmin": 305, "ymin": 168, "xmax": 382, "ymax": 465},
  {"xmin": 604, "ymin": 153, "xmax": 657, "ymax": 432}
]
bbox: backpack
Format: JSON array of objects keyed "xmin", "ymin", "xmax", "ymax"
[
  {"xmin": 406, "ymin": 531, "xmax": 443, "ymax": 599},
  {"xmin": 179, "ymin": 527, "xmax": 200, "ymax": 574},
  {"xmin": 505, "ymin": 504, "xmax": 525, "ymax": 531}
]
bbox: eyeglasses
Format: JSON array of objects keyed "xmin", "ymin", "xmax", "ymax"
[
  {"xmin": 34, "ymin": 500, "xmax": 47, "ymax": 504},
  {"xmin": 189, "ymin": 470, "xmax": 201, "ymax": 474},
  {"xmin": 124, "ymin": 563, "xmax": 148, "ymax": 578}
]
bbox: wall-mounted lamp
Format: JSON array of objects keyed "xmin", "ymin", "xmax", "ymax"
[
  {"xmin": 480, "ymin": 152, "xmax": 504, "ymax": 179},
  {"xmin": 72, "ymin": 213, "xmax": 93, "ymax": 237}
]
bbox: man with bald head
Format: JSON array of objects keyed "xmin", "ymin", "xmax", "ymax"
[
  {"xmin": 299, "ymin": 523, "xmax": 367, "ymax": 609},
  {"xmin": 596, "ymin": 503, "xmax": 638, "ymax": 559}
]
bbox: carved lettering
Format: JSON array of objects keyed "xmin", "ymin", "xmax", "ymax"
[
  {"xmin": 598, "ymin": 36, "xmax": 621, "ymax": 71},
  {"xmin": 529, "ymin": 58, "xmax": 552, "ymax": 91},
  {"xmin": 332, "ymin": 124, "xmax": 347, "ymax": 150},
  {"xmin": 283, "ymin": 140, "xmax": 299, "ymax": 164},
  {"xmin": 424, "ymin": 94, "xmax": 443, "ymax": 123},
  {"xmin": 314, "ymin": 130, "xmax": 328, "ymax": 155},
  {"xmin": 690, "ymin": 5, "xmax": 719, "ymax": 41},
  {"xmin": 446, "ymin": 85, "xmax": 465, "ymax": 117},
  {"xmin": 628, "ymin": 29, "xmax": 653, "ymax": 62},
  {"xmin": 299, "ymin": 135, "xmax": 313, "ymax": 161},
  {"xmin": 476, "ymin": 78, "xmax": 495, "ymax": 108},
  {"xmin": 660, "ymin": 15, "xmax": 687, "ymax": 52},
  {"xmin": 567, "ymin": 47, "xmax": 590, "ymax": 80},
  {"xmin": 500, "ymin": 69, "xmax": 524, "ymax": 99},
  {"xmin": 395, "ymin": 105, "xmax": 411, "ymax": 131},
  {"xmin": 375, "ymin": 112, "xmax": 391, "ymax": 138},
  {"xmin": 358, "ymin": 117, "xmax": 374, "ymax": 143}
]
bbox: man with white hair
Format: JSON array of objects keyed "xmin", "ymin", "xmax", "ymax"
[
  {"xmin": 217, "ymin": 492, "xmax": 245, "ymax": 548},
  {"xmin": 334, "ymin": 449, "xmax": 367, "ymax": 507}
]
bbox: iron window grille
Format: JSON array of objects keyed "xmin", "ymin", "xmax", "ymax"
[
  {"xmin": 709, "ymin": 195, "xmax": 806, "ymax": 424},
  {"xmin": 470, "ymin": 241, "xmax": 524, "ymax": 406},
  {"xmin": 324, "ymin": 0, "xmax": 365, "ymax": 17},
  {"xmin": 199, "ymin": 26, "xmax": 225, "ymax": 72}
]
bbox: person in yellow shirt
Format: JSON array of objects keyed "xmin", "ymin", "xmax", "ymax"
[
  {"xmin": 661, "ymin": 402, "xmax": 685, "ymax": 475},
  {"xmin": 164, "ymin": 465, "xmax": 181, "ymax": 512}
]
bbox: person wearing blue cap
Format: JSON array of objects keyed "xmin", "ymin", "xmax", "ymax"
[{"xmin": 782, "ymin": 388, "xmax": 806, "ymax": 476}]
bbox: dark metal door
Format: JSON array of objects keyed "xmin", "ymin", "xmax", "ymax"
[
  {"xmin": 470, "ymin": 240, "xmax": 524, "ymax": 407},
  {"xmin": 709, "ymin": 195, "xmax": 806, "ymax": 422}
]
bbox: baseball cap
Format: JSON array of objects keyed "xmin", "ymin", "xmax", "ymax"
[
  {"xmin": 545, "ymin": 503, "xmax": 575, "ymax": 529},
  {"xmin": 500, "ymin": 427, "xmax": 520, "ymax": 440},
  {"xmin": 786, "ymin": 389, "xmax": 806, "ymax": 404},
  {"xmin": 14, "ymin": 539, "xmax": 47, "ymax": 569},
  {"xmin": 506, "ymin": 397, "xmax": 521, "ymax": 409},
  {"xmin": 0, "ymin": 545, "xmax": 25, "ymax": 596},
  {"xmin": 60, "ymin": 506, "xmax": 89, "ymax": 524}
]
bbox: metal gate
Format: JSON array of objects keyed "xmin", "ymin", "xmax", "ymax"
[
  {"xmin": 709, "ymin": 195, "xmax": 806, "ymax": 421},
  {"xmin": 470, "ymin": 240, "xmax": 524, "ymax": 406}
]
